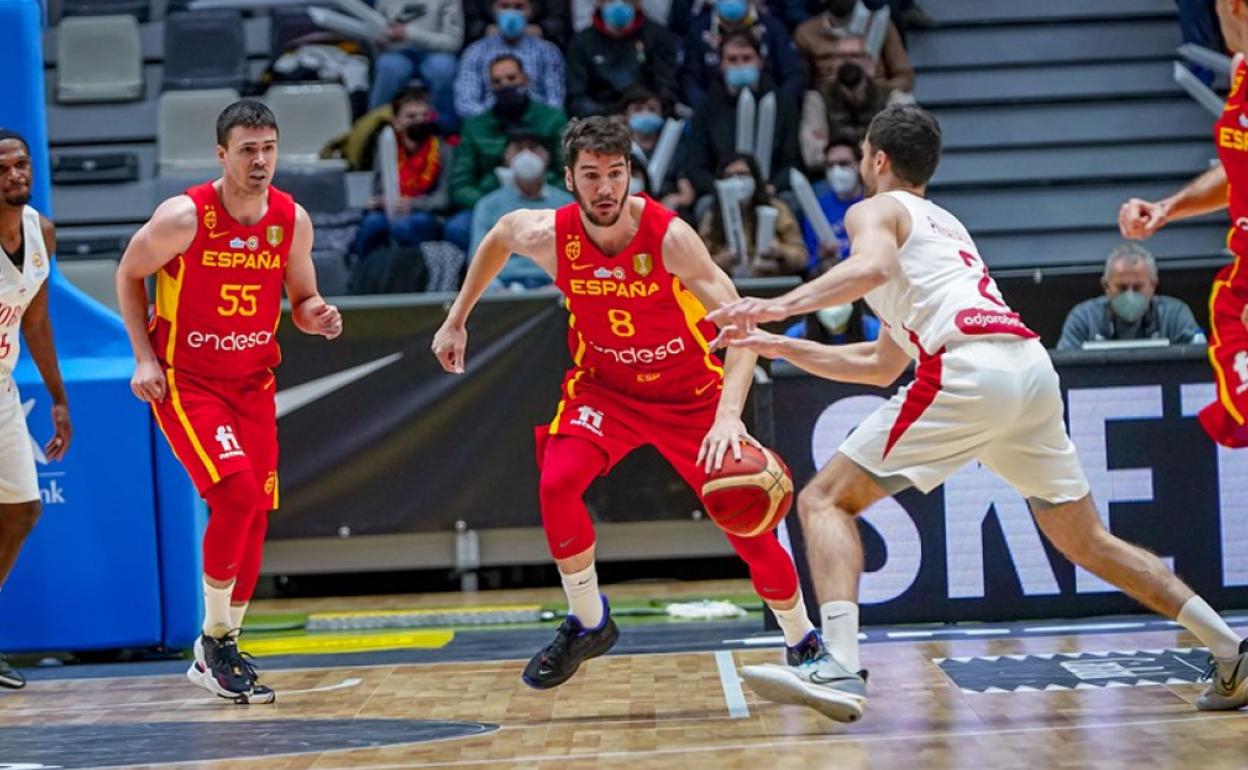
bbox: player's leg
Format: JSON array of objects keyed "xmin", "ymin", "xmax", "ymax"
[
  {"xmin": 524, "ymin": 431, "xmax": 622, "ymax": 689},
  {"xmin": 1199, "ymin": 283, "xmax": 1248, "ymax": 447},
  {"xmin": 0, "ymin": 387, "xmax": 45, "ymax": 688}
]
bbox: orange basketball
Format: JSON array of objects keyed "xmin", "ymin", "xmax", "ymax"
[{"xmin": 700, "ymin": 444, "xmax": 794, "ymax": 538}]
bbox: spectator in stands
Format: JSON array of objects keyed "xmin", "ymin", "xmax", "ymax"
[
  {"xmin": 370, "ymin": 0, "xmax": 464, "ymax": 132},
  {"xmin": 621, "ymin": 87, "xmax": 696, "ymax": 209},
  {"xmin": 799, "ymin": 134, "xmax": 863, "ymax": 276},
  {"xmin": 794, "ymin": 0, "xmax": 914, "ymax": 95},
  {"xmin": 566, "ymin": 0, "xmax": 680, "ymax": 116},
  {"xmin": 816, "ymin": 58, "xmax": 890, "ymax": 145},
  {"xmin": 698, "ymin": 153, "xmax": 807, "ymax": 277},
  {"xmin": 464, "ymin": 0, "xmax": 572, "ymax": 47},
  {"xmin": 454, "ymin": 0, "xmax": 567, "ymax": 117},
  {"xmin": 469, "ymin": 132, "xmax": 574, "ymax": 256},
  {"xmin": 572, "ymin": 0, "xmax": 675, "ymax": 32},
  {"xmin": 355, "ymin": 86, "xmax": 451, "ymax": 258},
  {"xmin": 684, "ymin": 32, "xmax": 802, "ymax": 202},
  {"xmin": 1057, "ymin": 244, "xmax": 1206, "ymax": 350},
  {"xmin": 680, "ymin": 0, "xmax": 804, "ymax": 109},
  {"xmin": 447, "ymin": 54, "xmax": 567, "ymax": 252}
]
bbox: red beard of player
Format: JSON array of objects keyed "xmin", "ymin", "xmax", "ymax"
[{"xmin": 572, "ymin": 175, "xmax": 629, "ymax": 228}]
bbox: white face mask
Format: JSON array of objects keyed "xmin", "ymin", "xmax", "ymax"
[
  {"xmin": 827, "ymin": 165, "xmax": 859, "ymax": 198},
  {"xmin": 510, "ymin": 149, "xmax": 547, "ymax": 182},
  {"xmin": 816, "ymin": 304, "xmax": 854, "ymax": 334},
  {"xmin": 724, "ymin": 175, "xmax": 755, "ymax": 202},
  {"xmin": 628, "ymin": 176, "xmax": 646, "ymax": 195}
]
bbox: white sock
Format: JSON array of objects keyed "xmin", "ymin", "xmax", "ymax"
[
  {"xmin": 1178, "ymin": 596, "xmax": 1242, "ymax": 660},
  {"xmin": 821, "ymin": 600, "xmax": 860, "ymax": 672},
  {"xmin": 560, "ymin": 563, "xmax": 604, "ymax": 628},
  {"xmin": 229, "ymin": 603, "xmax": 249, "ymax": 634},
  {"xmin": 772, "ymin": 589, "xmax": 816, "ymax": 647},
  {"xmin": 202, "ymin": 578, "xmax": 235, "ymax": 638}
]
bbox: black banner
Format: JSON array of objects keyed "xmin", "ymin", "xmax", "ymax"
[{"xmin": 773, "ymin": 347, "xmax": 1248, "ymax": 623}]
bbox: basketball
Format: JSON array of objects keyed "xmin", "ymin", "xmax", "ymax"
[{"xmin": 700, "ymin": 444, "xmax": 794, "ymax": 538}]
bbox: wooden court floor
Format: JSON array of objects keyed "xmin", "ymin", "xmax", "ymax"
[{"xmin": 3, "ymin": 586, "xmax": 1248, "ymax": 768}]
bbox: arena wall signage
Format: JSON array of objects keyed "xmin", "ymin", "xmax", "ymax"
[{"xmin": 771, "ymin": 349, "xmax": 1248, "ymax": 623}]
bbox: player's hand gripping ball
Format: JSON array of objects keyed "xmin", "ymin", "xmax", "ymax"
[{"xmin": 700, "ymin": 444, "xmax": 793, "ymax": 537}]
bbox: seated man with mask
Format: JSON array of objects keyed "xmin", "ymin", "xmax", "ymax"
[
  {"xmin": 469, "ymin": 130, "xmax": 573, "ymax": 289},
  {"xmin": 1058, "ymin": 243, "xmax": 1206, "ymax": 350}
]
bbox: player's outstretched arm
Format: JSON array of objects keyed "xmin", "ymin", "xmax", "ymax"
[
  {"xmin": 433, "ymin": 209, "xmax": 555, "ymax": 374},
  {"xmin": 20, "ymin": 217, "xmax": 70, "ymax": 460},
  {"xmin": 115, "ymin": 195, "xmax": 197, "ymax": 403},
  {"xmin": 706, "ymin": 197, "xmax": 898, "ymax": 332},
  {"xmin": 1119, "ymin": 163, "xmax": 1228, "ymax": 241},
  {"xmin": 286, "ymin": 204, "xmax": 342, "ymax": 340},
  {"xmin": 726, "ymin": 324, "xmax": 911, "ymax": 387},
  {"xmin": 662, "ymin": 218, "xmax": 761, "ymax": 472}
]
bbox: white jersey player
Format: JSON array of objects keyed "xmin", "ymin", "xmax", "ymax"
[
  {"xmin": 0, "ymin": 131, "xmax": 72, "ymax": 690},
  {"xmin": 710, "ymin": 105, "xmax": 1248, "ymax": 723}
]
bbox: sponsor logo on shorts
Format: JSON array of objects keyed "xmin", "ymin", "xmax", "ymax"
[
  {"xmin": 214, "ymin": 424, "xmax": 246, "ymax": 460},
  {"xmin": 264, "ymin": 471, "xmax": 277, "ymax": 496},
  {"xmin": 589, "ymin": 335, "xmax": 686, "ymax": 365},
  {"xmin": 955, "ymin": 309, "xmax": 1038, "ymax": 339},
  {"xmin": 1234, "ymin": 350, "xmax": 1248, "ymax": 395},
  {"xmin": 186, "ymin": 329, "xmax": 274, "ymax": 352},
  {"xmin": 569, "ymin": 405, "xmax": 604, "ymax": 436},
  {"xmin": 22, "ymin": 398, "xmax": 67, "ymax": 506}
]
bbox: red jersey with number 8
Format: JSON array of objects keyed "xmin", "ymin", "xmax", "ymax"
[
  {"xmin": 551, "ymin": 196, "xmax": 724, "ymax": 403},
  {"xmin": 149, "ymin": 182, "xmax": 294, "ymax": 378}
]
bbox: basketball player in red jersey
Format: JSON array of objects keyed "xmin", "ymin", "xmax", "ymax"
[
  {"xmin": 1121, "ymin": 0, "xmax": 1248, "ymax": 452},
  {"xmin": 115, "ymin": 101, "xmax": 342, "ymax": 703},
  {"xmin": 433, "ymin": 117, "xmax": 820, "ymax": 688}
]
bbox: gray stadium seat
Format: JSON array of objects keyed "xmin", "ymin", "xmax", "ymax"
[
  {"xmin": 263, "ymin": 84, "xmax": 352, "ymax": 166},
  {"xmin": 162, "ymin": 10, "xmax": 248, "ymax": 92},
  {"xmin": 157, "ymin": 88, "xmax": 240, "ymax": 173},
  {"xmin": 56, "ymin": 0, "xmax": 150, "ymax": 23},
  {"xmin": 274, "ymin": 167, "xmax": 348, "ymax": 213},
  {"xmin": 56, "ymin": 15, "xmax": 143, "ymax": 104},
  {"xmin": 60, "ymin": 259, "xmax": 121, "ymax": 312}
]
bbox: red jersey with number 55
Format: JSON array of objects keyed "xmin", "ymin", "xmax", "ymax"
[
  {"xmin": 552, "ymin": 196, "xmax": 724, "ymax": 403},
  {"xmin": 862, "ymin": 190, "xmax": 1037, "ymax": 359},
  {"xmin": 149, "ymin": 181, "xmax": 294, "ymax": 378}
]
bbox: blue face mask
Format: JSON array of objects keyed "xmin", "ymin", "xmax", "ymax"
[
  {"xmin": 601, "ymin": 0, "xmax": 636, "ymax": 30},
  {"xmin": 628, "ymin": 111, "xmax": 664, "ymax": 135},
  {"xmin": 725, "ymin": 64, "xmax": 759, "ymax": 89},
  {"xmin": 717, "ymin": 0, "xmax": 749, "ymax": 23},
  {"xmin": 496, "ymin": 8, "xmax": 526, "ymax": 38}
]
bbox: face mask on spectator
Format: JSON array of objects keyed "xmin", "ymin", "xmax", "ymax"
[
  {"xmin": 493, "ymin": 85, "xmax": 530, "ymax": 120},
  {"xmin": 717, "ymin": 0, "xmax": 749, "ymax": 23},
  {"xmin": 827, "ymin": 165, "xmax": 859, "ymax": 197},
  {"xmin": 1111, "ymin": 290, "xmax": 1149, "ymax": 323},
  {"xmin": 629, "ymin": 176, "xmax": 646, "ymax": 195},
  {"xmin": 722, "ymin": 175, "xmax": 755, "ymax": 202},
  {"xmin": 628, "ymin": 111, "xmax": 664, "ymax": 135},
  {"xmin": 511, "ymin": 149, "xmax": 547, "ymax": 182},
  {"xmin": 816, "ymin": 304, "xmax": 854, "ymax": 334},
  {"xmin": 725, "ymin": 64, "xmax": 760, "ymax": 90},
  {"xmin": 601, "ymin": 0, "xmax": 636, "ymax": 30},
  {"xmin": 496, "ymin": 9, "xmax": 527, "ymax": 38}
]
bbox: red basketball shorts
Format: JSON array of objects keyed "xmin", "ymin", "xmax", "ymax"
[
  {"xmin": 152, "ymin": 367, "xmax": 280, "ymax": 508},
  {"xmin": 1201, "ymin": 262, "xmax": 1248, "ymax": 448},
  {"xmin": 535, "ymin": 371, "xmax": 720, "ymax": 489}
]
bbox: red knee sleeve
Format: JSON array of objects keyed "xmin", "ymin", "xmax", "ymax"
[
  {"xmin": 202, "ymin": 472, "xmax": 263, "ymax": 582},
  {"xmin": 231, "ymin": 510, "xmax": 269, "ymax": 603},
  {"xmin": 726, "ymin": 531, "xmax": 799, "ymax": 603},
  {"xmin": 538, "ymin": 436, "xmax": 608, "ymax": 559}
]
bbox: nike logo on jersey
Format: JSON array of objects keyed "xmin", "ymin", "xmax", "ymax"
[
  {"xmin": 208, "ymin": 229, "xmax": 232, "ymax": 239},
  {"xmin": 695, "ymin": 380, "xmax": 719, "ymax": 396},
  {"xmin": 569, "ymin": 261, "xmax": 598, "ymax": 272}
]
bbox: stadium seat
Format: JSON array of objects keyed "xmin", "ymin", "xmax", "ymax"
[
  {"xmin": 57, "ymin": 0, "xmax": 150, "ymax": 23},
  {"xmin": 157, "ymin": 88, "xmax": 240, "ymax": 173},
  {"xmin": 263, "ymin": 84, "xmax": 353, "ymax": 166},
  {"xmin": 57, "ymin": 234, "xmax": 130, "ymax": 262},
  {"xmin": 274, "ymin": 167, "xmax": 348, "ymax": 213},
  {"xmin": 162, "ymin": 10, "xmax": 248, "ymax": 92},
  {"xmin": 56, "ymin": 15, "xmax": 143, "ymax": 104},
  {"xmin": 59, "ymin": 258, "xmax": 122, "ymax": 311},
  {"xmin": 51, "ymin": 151, "xmax": 141, "ymax": 185}
]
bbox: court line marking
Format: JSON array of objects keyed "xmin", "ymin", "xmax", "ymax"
[
  {"xmin": 0, "ymin": 677, "xmax": 363, "ymax": 715},
  {"xmin": 714, "ymin": 650, "xmax": 750, "ymax": 719},
  {"xmin": 324, "ymin": 712, "xmax": 1248, "ymax": 769}
]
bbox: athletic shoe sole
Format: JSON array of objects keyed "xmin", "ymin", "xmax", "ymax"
[
  {"xmin": 521, "ymin": 623, "xmax": 620, "ymax": 691},
  {"xmin": 1197, "ymin": 677, "xmax": 1248, "ymax": 710},
  {"xmin": 186, "ymin": 660, "xmax": 251, "ymax": 702},
  {"xmin": 739, "ymin": 664, "xmax": 866, "ymax": 723},
  {"xmin": 0, "ymin": 673, "xmax": 25, "ymax": 689}
]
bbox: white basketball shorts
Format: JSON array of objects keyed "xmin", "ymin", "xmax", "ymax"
[
  {"xmin": 839, "ymin": 338, "xmax": 1090, "ymax": 505},
  {"xmin": 0, "ymin": 376, "xmax": 39, "ymax": 504}
]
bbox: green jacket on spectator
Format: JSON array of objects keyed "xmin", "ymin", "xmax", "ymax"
[{"xmin": 450, "ymin": 100, "xmax": 568, "ymax": 210}]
